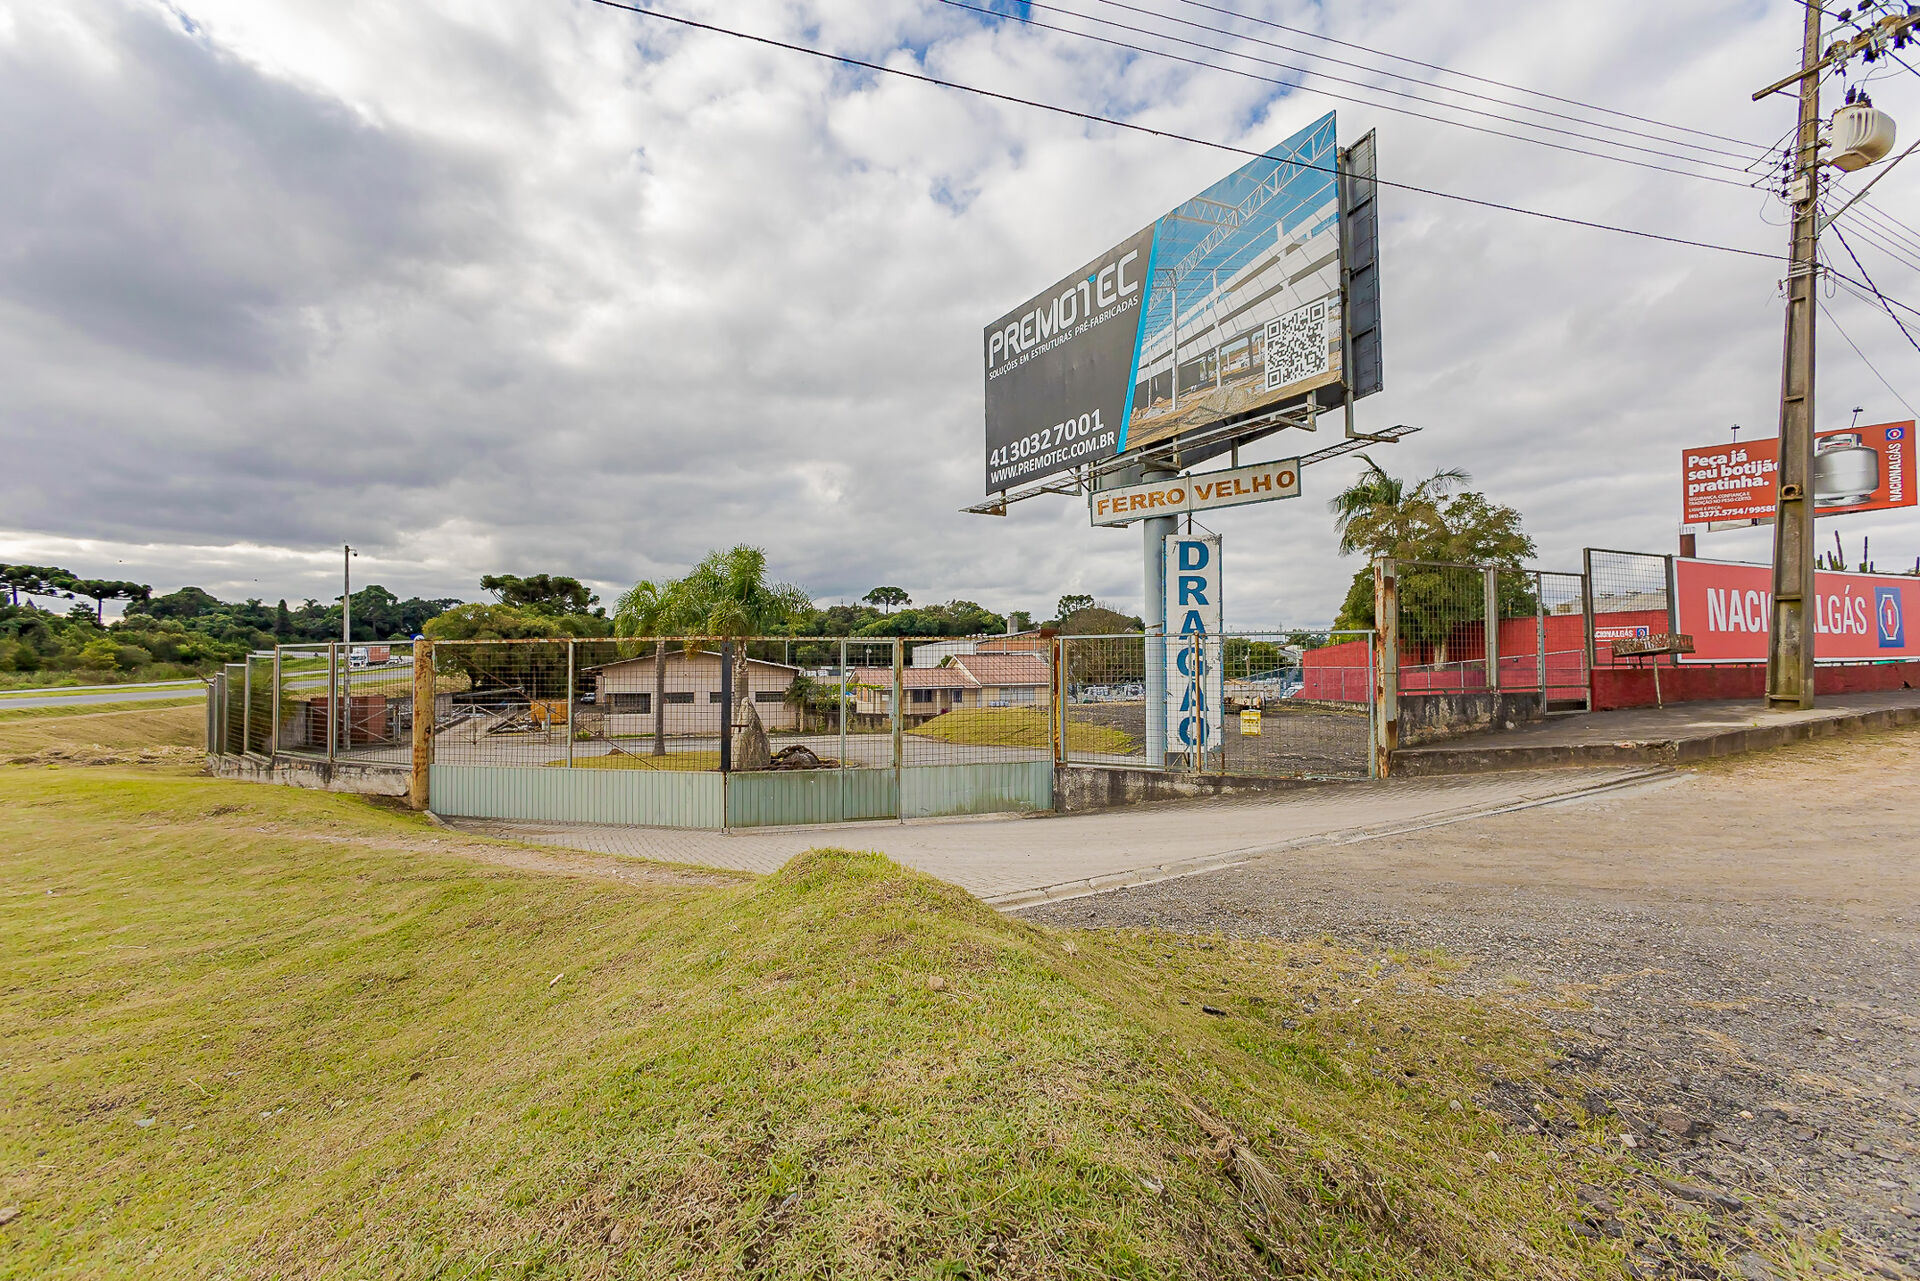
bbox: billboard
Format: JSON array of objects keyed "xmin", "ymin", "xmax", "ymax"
[
  {"xmin": 1672, "ymin": 557, "xmax": 1920, "ymax": 662},
  {"xmin": 1680, "ymin": 421, "xmax": 1915, "ymax": 527},
  {"xmin": 984, "ymin": 113, "xmax": 1364, "ymax": 494},
  {"xmin": 1164, "ymin": 532, "xmax": 1224, "ymax": 755}
]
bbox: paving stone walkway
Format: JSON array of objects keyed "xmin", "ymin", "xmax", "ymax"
[{"xmin": 445, "ymin": 766, "xmax": 1669, "ymax": 905}]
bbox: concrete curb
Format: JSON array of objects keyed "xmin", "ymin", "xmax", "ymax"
[{"xmin": 1391, "ymin": 702, "xmax": 1920, "ymax": 776}]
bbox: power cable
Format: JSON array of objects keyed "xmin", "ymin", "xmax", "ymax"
[
  {"xmin": 1838, "ymin": 214, "xmax": 1920, "ymax": 274},
  {"xmin": 1856, "ymin": 197, "xmax": 1920, "ymax": 250},
  {"xmin": 580, "ymin": 0, "xmax": 1788, "ymax": 260},
  {"xmin": 1819, "ymin": 296, "xmax": 1920, "ymax": 418},
  {"xmin": 1829, "ymin": 228, "xmax": 1920, "ymax": 352},
  {"xmin": 1168, "ymin": 0, "xmax": 1774, "ymax": 151},
  {"xmin": 936, "ymin": 0, "xmax": 1761, "ymax": 186},
  {"xmin": 1072, "ymin": 0, "xmax": 1769, "ymax": 164}
]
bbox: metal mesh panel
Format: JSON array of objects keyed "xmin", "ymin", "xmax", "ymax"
[
  {"xmin": 1585, "ymin": 549, "xmax": 1675, "ymax": 669},
  {"xmin": 422, "ymin": 635, "xmax": 1056, "ymax": 774},
  {"xmin": 1063, "ymin": 631, "xmax": 1373, "ymax": 778}
]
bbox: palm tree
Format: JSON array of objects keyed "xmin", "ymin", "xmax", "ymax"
[
  {"xmin": 676, "ymin": 546, "xmax": 813, "ymax": 767},
  {"xmin": 612, "ymin": 577, "xmax": 685, "ymax": 757},
  {"xmin": 1326, "ymin": 455, "xmax": 1471, "ymax": 560}
]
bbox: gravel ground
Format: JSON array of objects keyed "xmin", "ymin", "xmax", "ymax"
[{"xmin": 1023, "ymin": 728, "xmax": 1920, "ymax": 1275}]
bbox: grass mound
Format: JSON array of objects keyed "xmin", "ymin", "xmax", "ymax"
[
  {"xmin": 0, "ymin": 766, "xmax": 1763, "ymax": 1278},
  {"xmin": 0, "ymin": 701, "xmax": 204, "ymax": 763},
  {"xmin": 909, "ymin": 706, "xmax": 1135, "ymax": 755}
]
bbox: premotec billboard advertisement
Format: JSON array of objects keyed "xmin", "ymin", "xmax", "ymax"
[
  {"xmin": 1673, "ymin": 557, "xmax": 1920, "ymax": 663},
  {"xmin": 983, "ymin": 113, "xmax": 1344, "ymax": 493},
  {"xmin": 1680, "ymin": 421, "xmax": 1915, "ymax": 527}
]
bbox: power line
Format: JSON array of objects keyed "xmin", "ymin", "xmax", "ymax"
[
  {"xmin": 1073, "ymin": 0, "xmax": 1770, "ymax": 165},
  {"xmin": 1819, "ymin": 296, "xmax": 1920, "ymax": 418},
  {"xmin": 1838, "ymin": 214, "xmax": 1920, "ymax": 275},
  {"xmin": 1829, "ymin": 229, "xmax": 1920, "ymax": 352},
  {"xmin": 936, "ymin": 0, "xmax": 1761, "ymax": 186},
  {"xmin": 580, "ymin": 0, "xmax": 1787, "ymax": 260},
  {"xmin": 1169, "ymin": 0, "xmax": 1774, "ymax": 152},
  {"xmin": 1851, "ymin": 199, "xmax": 1920, "ymax": 259}
]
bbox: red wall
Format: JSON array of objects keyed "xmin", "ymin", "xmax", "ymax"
[{"xmin": 1594, "ymin": 660, "xmax": 1920, "ymax": 710}]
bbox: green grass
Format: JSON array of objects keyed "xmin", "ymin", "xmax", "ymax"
[
  {"xmin": 910, "ymin": 707, "xmax": 1135, "ymax": 755},
  {"xmin": 551, "ymin": 750, "xmax": 723, "ymax": 771},
  {"xmin": 0, "ymin": 756, "xmax": 1838, "ymax": 1277}
]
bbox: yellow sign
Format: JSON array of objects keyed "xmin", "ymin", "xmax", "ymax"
[{"xmin": 1240, "ymin": 708, "xmax": 1262, "ymax": 736}]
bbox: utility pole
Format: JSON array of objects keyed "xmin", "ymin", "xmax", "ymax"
[
  {"xmin": 1763, "ymin": 1, "xmax": 1823, "ymax": 711},
  {"xmin": 1754, "ymin": 5, "xmax": 1920, "ymax": 709},
  {"xmin": 342, "ymin": 544, "xmax": 355, "ymax": 648}
]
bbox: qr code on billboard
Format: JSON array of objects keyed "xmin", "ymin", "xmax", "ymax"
[{"xmin": 1263, "ymin": 298, "xmax": 1331, "ymax": 392}]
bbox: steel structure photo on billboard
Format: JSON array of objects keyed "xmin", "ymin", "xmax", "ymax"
[{"xmin": 980, "ymin": 112, "xmax": 1381, "ymax": 498}]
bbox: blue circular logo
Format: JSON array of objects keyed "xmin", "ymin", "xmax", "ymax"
[{"xmin": 1888, "ymin": 426, "xmax": 1906, "ymax": 441}]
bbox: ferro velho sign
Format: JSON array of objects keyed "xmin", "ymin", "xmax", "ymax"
[
  {"xmin": 1090, "ymin": 457, "xmax": 1301, "ymax": 526},
  {"xmin": 983, "ymin": 113, "xmax": 1344, "ymax": 494},
  {"xmin": 1680, "ymin": 421, "xmax": 1915, "ymax": 528},
  {"xmin": 1164, "ymin": 533, "xmax": 1224, "ymax": 755},
  {"xmin": 1673, "ymin": 557, "xmax": 1920, "ymax": 663}
]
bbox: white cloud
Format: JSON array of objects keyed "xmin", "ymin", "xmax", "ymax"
[{"xmin": 3, "ymin": 0, "xmax": 1916, "ymax": 627}]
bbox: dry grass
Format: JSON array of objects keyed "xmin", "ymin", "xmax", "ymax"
[
  {"xmin": 0, "ymin": 702, "xmax": 204, "ymax": 760},
  {"xmin": 553, "ymin": 749, "xmax": 723, "ymax": 771},
  {"xmin": 909, "ymin": 707, "xmax": 1135, "ymax": 754}
]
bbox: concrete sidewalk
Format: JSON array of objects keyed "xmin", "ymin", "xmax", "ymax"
[
  {"xmin": 1393, "ymin": 687, "xmax": 1920, "ymax": 774},
  {"xmin": 446, "ymin": 766, "xmax": 1667, "ymax": 906}
]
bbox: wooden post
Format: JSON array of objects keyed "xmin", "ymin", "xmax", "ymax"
[
  {"xmin": 1373, "ymin": 558, "xmax": 1398, "ymax": 778},
  {"xmin": 409, "ymin": 638, "xmax": 433, "ymax": 811}
]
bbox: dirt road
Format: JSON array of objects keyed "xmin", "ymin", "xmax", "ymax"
[{"xmin": 1024, "ymin": 728, "xmax": 1920, "ymax": 1272}]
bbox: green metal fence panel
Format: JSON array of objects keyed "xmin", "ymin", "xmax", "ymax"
[
  {"xmin": 900, "ymin": 761, "xmax": 1052, "ymax": 819},
  {"xmin": 723, "ymin": 767, "xmax": 898, "ymax": 828},
  {"xmin": 429, "ymin": 765, "xmax": 724, "ymax": 828}
]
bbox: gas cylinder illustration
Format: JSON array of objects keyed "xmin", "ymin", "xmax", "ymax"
[{"xmin": 1814, "ymin": 432, "xmax": 1882, "ymax": 508}]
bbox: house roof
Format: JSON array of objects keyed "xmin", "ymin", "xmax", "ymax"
[
  {"xmin": 582, "ymin": 648, "xmax": 799, "ymax": 675},
  {"xmin": 952, "ymin": 652, "xmax": 1049, "ymax": 685},
  {"xmin": 851, "ymin": 665, "xmax": 976, "ymax": 689}
]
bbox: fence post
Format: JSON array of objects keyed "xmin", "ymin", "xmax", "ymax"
[
  {"xmin": 891, "ymin": 638, "xmax": 904, "ymax": 780},
  {"xmin": 242, "ymin": 657, "xmax": 252, "ymax": 756},
  {"xmin": 271, "ymin": 648, "xmax": 282, "ymax": 761},
  {"xmin": 1050, "ymin": 634, "xmax": 1066, "ymax": 765},
  {"xmin": 327, "ymin": 642, "xmax": 338, "ymax": 762},
  {"xmin": 410, "ymin": 639, "xmax": 433, "ymax": 811},
  {"xmin": 564, "ymin": 639, "xmax": 575, "ymax": 769},
  {"xmin": 1536, "ymin": 573, "xmax": 1547, "ymax": 714},
  {"xmin": 719, "ymin": 641, "xmax": 733, "ymax": 774},
  {"xmin": 1483, "ymin": 567, "xmax": 1500, "ymax": 693},
  {"xmin": 837, "ymin": 638, "xmax": 848, "ymax": 774},
  {"xmin": 1664, "ymin": 554, "xmax": 1680, "ymax": 636},
  {"xmin": 1580, "ymin": 548, "xmax": 1597, "ymax": 677},
  {"xmin": 1373, "ymin": 558, "xmax": 1398, "ymax": 777}
]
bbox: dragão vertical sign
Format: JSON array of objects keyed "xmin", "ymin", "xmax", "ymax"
[{"xmin": 1164, "ymin": 533, "xmax": 1224, "ymax": 756}]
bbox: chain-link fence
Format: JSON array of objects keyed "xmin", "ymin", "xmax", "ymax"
[
  {"xmin": 1583, "ymin": 548, "xmax": 1676, "ymax": 671},
  {"xmin": 1061, "ymin": 630, "xmax": 1374, "ymax": 778}
]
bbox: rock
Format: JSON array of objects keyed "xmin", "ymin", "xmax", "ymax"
[
  {"xmin": 769, "ymin": 744, "xmax": 833, "ymax": 770},
  {"xmin": 1736, "ymin": 1251, "xmax": 1779, "ymax": 1281},
  {"xmin": 1653, "ymin": 1174, "xmax": 1744, "ymax": 1213},
  {"xmin": 607, "ymin": 1223, "xmax": 627, "ymax": 1245},
  {"xmin": 927, "ymin": 975, "xmax": 947, "ymax": 992},
  {"xmin": 1200, "ymin": 1004, "xmax": 1228, "ymax": 1017},
  {"xmin": 1652, "ymin": 1107, "xmax": 1713, "ymax": 1139},
  {"xmin": 0, "ymin": 1207, "xmax": 17, "ymax": 1227},
  {"xmin": 732, "ymin": 702, "xmax": 772, "ymax": 771}
]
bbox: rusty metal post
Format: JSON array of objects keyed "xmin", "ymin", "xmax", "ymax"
[
  {"xmin": 326, "ymin": 642, "xmax": 338, "ymax": 763},
  {"xmin": 241, "ymin": 656, "xmax": 252, "ymax": 756},
  {"xmin": 409, "ymin": 639, "xmax": 433, "ymax": 811},
  {"xmin": 1050, "ymin": 634, "xmax": 1066, "ymax": 765},
  {"xmin": 891, "ymin": 638, "xmax": 904, "ymax": 776},
  {"xmin": 564, "ymin": 638, "xmax": 576, "ymax": 768},
  {"xmin": 1535, "ymin": 572, "xmax": 1547, "ymax": 715},
  {"xmin": 1373, "ymin": 558, "xmax": 1398, "ymax": 777}
]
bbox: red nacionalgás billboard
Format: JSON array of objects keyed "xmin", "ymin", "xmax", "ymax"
[
  {"xmin": 1681, "ymin": 421, "xmax": 1915, "ymax": 528},
  {"xmin": 1673, "ymin": 557, "xmax": 1919, "ymax": 663}
]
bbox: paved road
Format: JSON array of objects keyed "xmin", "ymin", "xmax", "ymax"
[{"xmin": 447, "ymin": 765, "xmax": 1667, "ymax": 905}]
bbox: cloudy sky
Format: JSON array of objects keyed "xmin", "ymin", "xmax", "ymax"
[{"xmin": 5, "ymin": 0, "xmax": 1920, "ymax": 627}]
